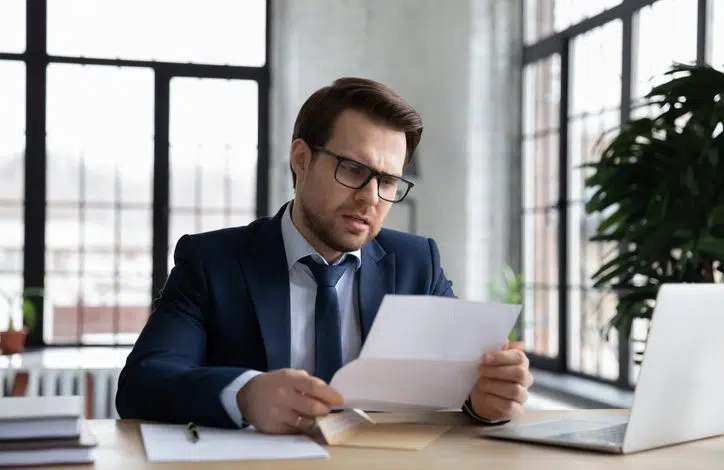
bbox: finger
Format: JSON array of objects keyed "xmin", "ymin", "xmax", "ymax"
[
  {"xmin": 476, "ymin": 378, "xmax": 529, "ymax": 404},
  {"xmin": 482, "ymin": 349, "xmax": 529, "ymax": 367},
  {"xmin": 478, "ymin": 364, "xmax": 532, "ymax": 385},
  {"xmin": 286, "ymin": 390, "xmax": 332, "ymax": 418},
  {"xmin": 273, "ymin": 405, "xmax": 317, "ymax": 432},
  {"xmin": 480, "ymin": 393, "xmax": 525, "ymax": 420},
  {"xmin": 291, "ymin": 375, "xmax": 344, "ymax": 406}
]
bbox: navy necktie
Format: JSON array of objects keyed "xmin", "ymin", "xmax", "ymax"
[{"xmin": 300, "ymin": 255, "xmax": 351, "ymax": 383}]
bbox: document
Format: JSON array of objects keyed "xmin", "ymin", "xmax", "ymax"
[
  {"xmin": 140, "ymin": 423, "xmax": 329, "ymax": 462},
  {"xmin": 330, "ymin": 295, "xmax": 521, "ymax": 412},
  {"xmin": 314, "ymin": 409, "xmax": 452, "ymax": 450}
]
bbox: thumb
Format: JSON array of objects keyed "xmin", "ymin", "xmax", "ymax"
[{"xmin": 505, "ymin": 340, "xmax": 524, "ymax": 351}]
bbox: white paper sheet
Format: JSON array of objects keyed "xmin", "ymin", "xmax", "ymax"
[
  {"xmin": 330, "ymin": 295, "xmax": 521, "ymax": 411},
  {"xmin": 140, "ymin": 423, "xmax": 329, "ymax": 462}
]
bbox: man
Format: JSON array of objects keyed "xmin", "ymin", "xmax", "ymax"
[{"xmin": 116, "ymin": 77, "xmax": 533, "ymax": 434}]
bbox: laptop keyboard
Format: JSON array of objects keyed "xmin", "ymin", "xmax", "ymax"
[{"xmin": 551, "ymin": 423, "xmax": 628, "ymax": 445}]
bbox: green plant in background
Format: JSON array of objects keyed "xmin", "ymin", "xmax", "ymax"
[
  {"xmin": 584, "ymin": 63, "xmax": 724, "ymax": 362},
  {"xmin": 489, "ymin": 265, "xmax": 524, "ymax": 341},
  {"xmin": 0, "ymin": 287, "xmax": 43, "ymax": 332}
]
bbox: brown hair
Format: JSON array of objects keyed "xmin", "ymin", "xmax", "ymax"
[{"xmin": 290, "ymin": 77, "xmax": 423, "ymax": 188}]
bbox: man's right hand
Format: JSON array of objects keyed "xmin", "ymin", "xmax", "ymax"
[{"xmin": 236, "ymin": 369, "xmax": 344, "ymax": 434}]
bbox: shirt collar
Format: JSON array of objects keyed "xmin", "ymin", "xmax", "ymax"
[{"xmin": 280, "ymin": 201, "xmax": 362, "ymax": 271}]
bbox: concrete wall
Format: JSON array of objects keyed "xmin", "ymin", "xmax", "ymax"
[{"xmin": 269, "ymin": 0, "xmax": 523, "ymax": 300}]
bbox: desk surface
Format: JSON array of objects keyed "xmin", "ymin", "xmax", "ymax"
[{"xmin": 28, "ymin": 410, "xmax": 724, "ymax": 470}]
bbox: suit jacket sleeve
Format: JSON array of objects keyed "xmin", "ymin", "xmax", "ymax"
[
  {"xmin": 427, "ymin": 238, "xmax": 454, "ymax": 297},
  {"xmin": 427, "ymin": 237, "xmax": 509, "ymax": 425},
  {"xmin": 115, "ymin": 235, "xmax": 249, "ymax": 428}
]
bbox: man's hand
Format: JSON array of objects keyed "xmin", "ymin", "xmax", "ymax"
[
  {"xmin": 470, "ymin": 341, "xmax": 534, "ymax": 421},
  {"xmin": 236, "ymin": 369, "xmax": 343, "ymax": 434}
]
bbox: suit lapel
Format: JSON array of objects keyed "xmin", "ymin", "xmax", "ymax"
[
  {"xmin": 359, "ymin": 240, "xmax": 395, "ymax": 343},
  {"xmin": 238, "ymin": 206, "xmax": 291, "ymax": 371}
]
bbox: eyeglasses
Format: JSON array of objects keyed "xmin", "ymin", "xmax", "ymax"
[{"xmin": 311, "ymin": 146, "xmax": 414, "ymax": 203}]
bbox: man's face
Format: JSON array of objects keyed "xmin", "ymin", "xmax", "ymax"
[{"xmin": 291, "ymin": 109, "xmax": 408, "ymax": 259}]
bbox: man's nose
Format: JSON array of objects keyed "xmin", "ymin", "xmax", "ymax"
[{"xmin": 355, "ymin": 177, "xmax": 379, "ymax": 205}]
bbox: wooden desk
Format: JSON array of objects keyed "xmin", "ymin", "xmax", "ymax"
[{"xmin": 28, "ymin": 410, "xmax": 724, "ymax": 470}]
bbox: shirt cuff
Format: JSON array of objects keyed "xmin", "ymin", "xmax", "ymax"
[
  {"xmin": 463, "ymin": 396, "xmax": 510, "ymax": 425},
  {"xmin": 220, "ymin": 370, "xmax": 264, "ymax": 428}
]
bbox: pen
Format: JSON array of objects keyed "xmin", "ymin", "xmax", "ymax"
[{"xmin": 186, "ymin": 422, "xmax": 199, "ymax": 443}]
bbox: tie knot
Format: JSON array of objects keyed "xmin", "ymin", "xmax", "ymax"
[{"xmin": 300, "ymin": 256, "xmax": 351, "ymax": 287}]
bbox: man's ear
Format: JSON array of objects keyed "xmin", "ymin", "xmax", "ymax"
[{"xmin": 290, "ymin": 139, "xmax": 311, "ymax": 185}]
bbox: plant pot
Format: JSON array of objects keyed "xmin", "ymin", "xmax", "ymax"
[{"xmin": 0, "ymin": 329, "xmax": 27, "ymax": 355}]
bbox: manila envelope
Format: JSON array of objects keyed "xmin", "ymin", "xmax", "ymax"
[{"xmin": 310, "ymin": 409, "xmax": 452, "ymax": 451}]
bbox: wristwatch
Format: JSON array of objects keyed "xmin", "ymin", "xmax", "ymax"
[{"xmin": 463, "ymin": 396, "xmax": 509, "ymax": 425}]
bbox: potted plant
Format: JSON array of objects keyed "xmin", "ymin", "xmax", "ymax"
[
  {"xmin": 0, "ymin": 287, "xmax": 43, "ymax": 354},
  {"xmin": 489, "ymin": 265, "xmax": 525, "ymax": 341},
  {"xmin": 584, "ymin": 63, "xmax": 724, "ymax": 363}
]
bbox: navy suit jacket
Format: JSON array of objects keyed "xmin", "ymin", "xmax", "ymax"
[{"xmin": 116, "ymin": 204, "xmax": 457, "ymax": 428}]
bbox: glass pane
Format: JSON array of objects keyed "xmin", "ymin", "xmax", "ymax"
[
  {"xmin": 711, "ymin": 0, "xmax": 724, "ymax": 66},
  {"xmin": 0, "ymin": 60, "xmax": 25, "ymax": 327},
  {"xmin": 567, "ymin": 287, "xmax": 619, "ymax": 379},
  {"xmin": 522, "ymin": 133, "xmax": 559, "ymax": 210},
  {"xmin": 46, "ymin": 64, "xmax": 153, "ymax": 345},
  {"xmin": 45, "ymin": 273, "xmax": 80, "ymax": 344},
  {"xmin": 120, "ymin": 209, "xmax": 151, "ymax": 250},
  {"xmin": 568, "ymin": 110, "xmax": 619, "ymax": 203},
  {"xmin": 522, "ymin": 286, "xmax": 559, "ymax": 357},
  {"xmin": 0, "ymin": 0, "xmax": 25, "ymax": 53},
  {"xmin": 525, "ymin": 0, "xmax": 621, "ymax": 44},
  {"xmin": 566, "ymin": 20, "xmax": 625, "ymax": 379},
  {"xmin": 522, "ymin": 55, "xmax": 561, "ymax": 136},
  {"xmin": 569, "ymin": 21, "xmax": 622, "ymax": 117},
  {"xmin": 169, "ymin": 77, "xmax": 258, "ymax": 259},
  {"xmin": 522, "ymin": 210, "xmax": 559, "ymax": 357},
  {"xmin": 47, "ymin": 0, "xmax": 266, "ymax": 66},
  {"xmin": 0, "ymin": 61, "xmax": 25, "ymax": 202},
  {"xmin": 633, "ymin": 0, "xmax": 697, "ymax": 102}
]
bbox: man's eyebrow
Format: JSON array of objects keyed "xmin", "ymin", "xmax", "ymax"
[{"xmin": 343, "ymin": 152, "xmax": 403, "ymax": 178}]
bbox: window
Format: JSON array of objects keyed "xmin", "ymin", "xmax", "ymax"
[
  {"xmin": 0, "ymin": 61, "xmax": 25, "ymax": 328},
  {"xmin": 47, "ymin": 0, "xmax": 266, "ymax": 66},
  {"xmin": 522, "ymin": 55, "xmax": 561, "ymax": 358},
  {"xmin": 0, "ymin": 0, "xmax": 25, "ymax": 53},
  {"xmin": 12, "ymin": 1, "xmax": 269, "ymax": 346},
  {"xmin": 45, "ymin": 64, "xmax": 154, "ymax": 344},
  {"xmin": 524, "ymin": 0, "xmax": 621, "ymax": 44},
  {"xmin": 567, "ymin": 21, "xmax": 622, "ymax": 380},
  {"xmin": 168, "ymin": 78, "xmax": 258, "ymax": 261},
  {"xmin": 522, "ymin": 0, "xmax": 712, "ymax": 387}
]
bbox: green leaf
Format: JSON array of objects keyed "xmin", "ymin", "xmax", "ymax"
[
  {"xmin": 698, "ymin": 235, "xmax": 724, "ymax": 260},
  {"xmin": 708, "ymin": 206, "xmax": 724, "ymax": 238},
  {"xmin": 684, "ymin": 166, "xmax": 699, "ymax": 195}
]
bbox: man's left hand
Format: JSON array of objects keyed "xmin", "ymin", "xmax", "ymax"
[{"xmin": 470, "ymin": 341, "xmax": 534, "ymax": 421}]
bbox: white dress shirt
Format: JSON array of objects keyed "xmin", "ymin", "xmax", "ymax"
[{"xmin": 219, "ymin": 202, "xmax": 362, "ymax": 427}]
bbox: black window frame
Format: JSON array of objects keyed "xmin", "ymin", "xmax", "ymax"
[
  {"xmin": 522, "ymin": 0, "xmax": 711, "ymax": 389},
  {"xmin": 0, "ymin": 0, "xmax": 271, "ymax": 348}
]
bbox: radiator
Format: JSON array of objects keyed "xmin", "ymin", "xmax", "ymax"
[{"xmin": 0, "ymin": 368, "xmax": 122, "ymax": 419}]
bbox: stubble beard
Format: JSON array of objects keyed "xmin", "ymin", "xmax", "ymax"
[{"xmin": 299, "ymin": 199, "xmax": 374, "ymax": 254}]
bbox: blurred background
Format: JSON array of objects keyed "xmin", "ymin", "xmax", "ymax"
[{"xmin": 1, "ymin": 0, "xmax": 722, "ymax": 413}]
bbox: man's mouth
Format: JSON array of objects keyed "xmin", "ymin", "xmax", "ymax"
[{"xmin": 343, "ymin": 214, "xmax": 370, "ymax": 230}]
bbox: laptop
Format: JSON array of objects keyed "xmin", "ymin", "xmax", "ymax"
[{"xmin": 481, "ymin": 283, "xmax": 724, "ymax": 454}]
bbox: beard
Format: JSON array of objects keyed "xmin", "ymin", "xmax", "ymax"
[{"xmin": 299, "ymin": 199, "xmax": 377, "ymax": 253}]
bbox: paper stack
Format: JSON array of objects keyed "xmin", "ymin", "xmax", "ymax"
[{"xmin": 0, "ymin": 395, "xmax": 97, "ymax": 467}]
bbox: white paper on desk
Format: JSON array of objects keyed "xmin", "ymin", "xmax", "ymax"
[
  {"xmin": 140, "ymin": 423, "xmax": 328, "ymax": 462},
  {"xmin": 330, "ymin": 295, "xmax": 521, "ymax": 412}
]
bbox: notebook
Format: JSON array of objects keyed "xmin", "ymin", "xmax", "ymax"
[
  {"xmin": 0, "ymin": 395, "xmax": 83, "ymax": 441},
  {"xmin": 0, "ymin": 420, "xmax": 97, "ymax": 467}
]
